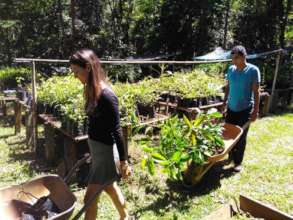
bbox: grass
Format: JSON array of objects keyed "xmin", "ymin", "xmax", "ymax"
[{"xmin": 0, "ymin": 110, "xmax": 292, "ymax": 219}]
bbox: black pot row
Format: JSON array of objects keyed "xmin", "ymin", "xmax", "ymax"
[
  {"xmin": 159, "ymin": 93, "xmax": 223, "ymax": 108},
  {"xmin": 136, "ymin": 103, "xmax": 155, "ymax": 118}
]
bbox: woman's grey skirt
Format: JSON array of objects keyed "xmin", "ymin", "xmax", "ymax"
[{"xmin": 87, "ymin": 138, "xmax": 120, "ymax": 184}]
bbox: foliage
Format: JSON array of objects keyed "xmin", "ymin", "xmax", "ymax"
[
  {"xmin": 105, "ymin": 64, "xmax": 143, "ymax": 83},
  {"xmin": 36, "ymin": 67, "xmax": 225, "ymax": 126},
  {"xmin": 37, "ymin": 74, "xmax": 86, "ymax": 123},
  {"xmin": 142, "ymin": 111, "xmax": 224, "ymax": 181},
  {"xmin": 37, "ymin": 74, "xmax": 82, "ymax": 105},
  {"xmin": 157, "ymin": 69, "xmax": 225, "ymax": 99},
  {"xmin": 0, "ymin": 67, "xmax": 31, "ymax": 89},
  {"xmin": 0, "ymin": 0, "xmax": 291, "ymax": 67}
]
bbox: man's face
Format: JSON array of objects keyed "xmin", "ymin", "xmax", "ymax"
[{"xmin": 232, "ymin": 53, "xmax": 245, "ymax": 66}]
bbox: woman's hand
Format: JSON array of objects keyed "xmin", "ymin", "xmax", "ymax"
[{"xmin": 120, "ymin": 161, "xmax": 132, "ymax": 179}]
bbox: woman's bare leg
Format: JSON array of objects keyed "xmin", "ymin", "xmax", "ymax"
[
  {"xmin": 104, "ymin": 182, "xmax": 128, "ymax": 220},
  {"xmin": 84, "ymin": 184, "xmax": 101, "ymax": 220}
]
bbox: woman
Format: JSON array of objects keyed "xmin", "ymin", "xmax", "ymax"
[{"xmin": 69, "ymin": 49, "xmax": 131, "ymax": 220}]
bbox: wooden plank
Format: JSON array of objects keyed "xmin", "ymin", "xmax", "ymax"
[
  {"xmin": 138, "ymin": 114, "xmax": 170, "ymax": 126},
  {"xmin": 14, "ymin": 101, "xmax": 22, "ymax": 134},
  {"xmin": 199, "ymin": 102, "xmax": 224, "ymax": 111},
  {"xmin": 25, "ymin": 110, "xmax": 33, "ymax": 146},
  {"xmin": 269, "ymin": 51, "xmax": 281, "ymax": 111},
  {"xmin": 38, "ymin": 114, "xmax": 87, "ymax": 142},
  {"xmin": 14, "ymin": 58, "xmax": 232, "ymax": 64},
  {"xmin": 64, "ymin": 138, "xmax": 77, "ymax": 177},
  {"xmin": 0, "ymin": 96, "xmax": 18, "ymax": 101},
  {"xmin": 44, "ymin": 123, "xmax": 56, "ymax": 164},
  {"xmin": 261, "ymin": 92, "xmax": 270, "ymax": 116},
  {"xmin": 239, "ymin": 194, "xmax": 293, "ymax": 220},
  {"xmin": 14, "ymin": 49, "xmax": 283, "ymax": 64},
  {"xmin": 2, "ymin": 100, "xmax": 7, "ymax": 116},
  {"xmin": 31, "ymin": 61, "xmax": 37, "ymax": 152}
]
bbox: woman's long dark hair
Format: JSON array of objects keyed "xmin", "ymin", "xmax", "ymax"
[{"xmin": 69, "ymin": 49, "xmax": 106, "ymax": 113}]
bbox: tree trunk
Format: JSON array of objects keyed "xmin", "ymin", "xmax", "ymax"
[
  {"xmin": 279, "ymin": 0, "xmax": 292, "ymax": 48},
  {"xmin": 70, "ymin": 0, "xmax": 76, "ymax": 40},
  {"xmin": 223, "ymin": 0, "xmax": 231, "ymax": 49},
  {"xmin": 58, "ymin": 0, "xmax": 65, "ymax": 55}
]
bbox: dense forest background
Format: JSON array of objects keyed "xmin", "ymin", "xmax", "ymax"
[
  {"xmin": 0, "ymin": 0, "xmax": 292, "ymax": 86},
  {"xmin": 0, "ymin": 0, "xmax": 291, "ymax": 63}
]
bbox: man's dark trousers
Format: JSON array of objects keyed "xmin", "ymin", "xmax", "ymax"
[{"xmin": 225, "ymin": 107, "xmax": 252, "ymax": 165}]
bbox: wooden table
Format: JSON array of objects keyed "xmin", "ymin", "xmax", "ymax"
[
  {"xmin": 0, "ymin": 96, "xmax": 18, "ymax": 116},
  {"xmin": 38, "ymin": 114, "xmax": 88, "ymax": 175}
]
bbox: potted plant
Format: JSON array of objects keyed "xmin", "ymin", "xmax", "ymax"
[{"xmin": 141, "ymin": 111, "xmax": 225, "ymax": 186}]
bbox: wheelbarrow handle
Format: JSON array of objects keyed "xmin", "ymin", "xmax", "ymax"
[
  {"xmin": 242, "ymin": 121, "xmax": 251, "ymax": 131},
  {"xmin": 64, "ymin": 153, "xmax": 91, "ymax": 184},
  {"xmin": 71, "ymin": 176, "xmax": 119, "ymax": 220}
]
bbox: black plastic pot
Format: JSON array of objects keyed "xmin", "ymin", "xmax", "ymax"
[
  {"xmin": 44, "ymin": 103, "xmax": 54, "ymax": 114},
  {"xmin": 159, "ymin": 92, "xmax": 169, "ymax": 102},
  {"xmin": 52, "ymin": 105, "xmax": 62, "ymax": 119},
  {"xmin": 37, "ymin": 102, "xmax": 46, "ymax": 114},
  {"xmin": 137, "ymin": 103, "xmax": 155, "ymax": 118},
  {"xmin": 168, "ymin": 94, "xmax": 177, "ymax": 103},
  {"xmin": 178, "ymin": 97, "xmax": 198, "ymax": 108}
]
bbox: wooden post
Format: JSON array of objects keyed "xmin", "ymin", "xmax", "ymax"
[
  {"xmin": 64, "ymin": 138, "xmax": 77, "ymax": 176},
  {"xmin": 262, "ymin": 93, "xmax": 270, "ymax": 116},
  {"xmin": 31, "ymin": 61, "xmax": 38, "ymax": 151},
  {"xmin": 2, "ymin": 100, "xmax": 7, "ymax": 116},
  {"xmin": 44, "ymin": 123, "xmax": 56, "ymax": 164},
  {"xmin": 122, "ymin": 124, "xmax": 131, "ymax": 159},
  {"xmin": 269, "ymin": 51, "xmax": 281, "ymax": 112},
  {"xmin": 25, "ymin": 110, "xmax": 32, "ymax": 146},
  {"xmin": 14, "ymin": 100, "xmax": 22, "ymax": 134}
]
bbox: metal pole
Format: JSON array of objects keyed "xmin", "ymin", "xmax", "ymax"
[
  {"xmin": 269, "ymin": 51, "xmax": 281, "ymax": 111},
  {"xmin": 31, "ymin": 61, "xmax": 37, "ymax": 151}
]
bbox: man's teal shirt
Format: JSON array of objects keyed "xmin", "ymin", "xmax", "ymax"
[{"xmin": 226, "ymin": 63, "xmax": 261, "ymax": 112}]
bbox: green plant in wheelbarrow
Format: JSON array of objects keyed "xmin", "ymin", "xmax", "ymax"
[{"xmin": 141, "ymin": 111, "xmax": 224, "ymax": 185}]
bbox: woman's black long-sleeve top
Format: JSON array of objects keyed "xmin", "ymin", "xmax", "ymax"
[{"xmin": 87, "ymin": 87, "xmax": 127, "ymax": 161}]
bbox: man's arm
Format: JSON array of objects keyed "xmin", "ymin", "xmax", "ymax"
[
  {"xmin": 250, "ymin": 83, "xmax": 260, "ymax": 122},
  {"xmin": 222, "ymin": 80, "xmax": 229, "ymax": 115},
  {"xmin": 223, "ymin": 80, "xmax": 229, "ymax": 105}
]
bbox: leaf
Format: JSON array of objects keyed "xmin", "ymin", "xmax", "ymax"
[
  {"xmin": 147, "ymin": 158, "xmax": 155, "ymax": 175},
  {"xmin": 194, "ymin": 114, "xmax": 206, "ymax": 127},
  {"xmin": 141, "ymin": 157, "xmax": 147, "ymax": 170},
  {"xmin": 142, "ymin": 146, "xmax": 154, "ymax": 153},
  {"xmin": 180, "ymin": 153, "xmax": 190, "ymax": 162},
  {"xmin": 215, "ymin": 136, "xmax": 224, "ymax": 146},
  {"xmin": 171, "ymin": 151, "xmax": 181, "ymax": 162},
  {"xmin": 151, "ymin": 153, "xmax": 167, "ymax": 161},
  {"xmin": 208, "ymin": 111, "xmax": 222, "ymax": 119},
  {"xmin": 158, "ymin": 160, "xmax": 170, "ymax": 166},
  {"xmin": 191, "ymin": 134, "xmax": 197, "ymax": 146},
  {"xmin": 203, "ymin": 151, "xmax": 212, "ymax": 157},
  {"xmin": 183, "ymin": 114, "xmax": 192, "ymax": 129}
]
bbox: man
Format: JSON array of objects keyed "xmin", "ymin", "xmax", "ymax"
[{"xmin": 224, "ymin": 45, "xmax": 260, "ymax": 172}]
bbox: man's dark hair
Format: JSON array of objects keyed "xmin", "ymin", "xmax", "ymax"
[{"xmin": 231, "ymin": 45, "xmax": 247, "ymax": 57}]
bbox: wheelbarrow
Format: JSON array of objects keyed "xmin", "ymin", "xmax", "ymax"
[
  {"xmin": 0, "ymin": 154, "xmax": 116, "ymax": 220},
  {"xmin": 184, "ymin": 122, "xmax": 245, "ymax": 186}
]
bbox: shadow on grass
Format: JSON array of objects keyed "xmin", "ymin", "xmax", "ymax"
[
  {"xmin": 262, "ymin": 104, "xmax": 293, "ymax": 118},
  {"xmin": 0, "ymin": 134, "xmax": 15, "ymax": 139},
  {"xmin": 133, "ymin": 160, "xmax": 236, "ymax": 218},
  {"xmin": 7, "ymin": 137, "xmax": 52, "ymax": 173}
]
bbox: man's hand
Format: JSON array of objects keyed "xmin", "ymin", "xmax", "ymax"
[{"xmin": 251, "ymin": 83, "xmax": 260, "ymax": 122}]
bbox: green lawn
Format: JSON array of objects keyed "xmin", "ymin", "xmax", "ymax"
[{"xmin": 0, "ymin": 112, "xmax": 292, "ymax": 219}]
